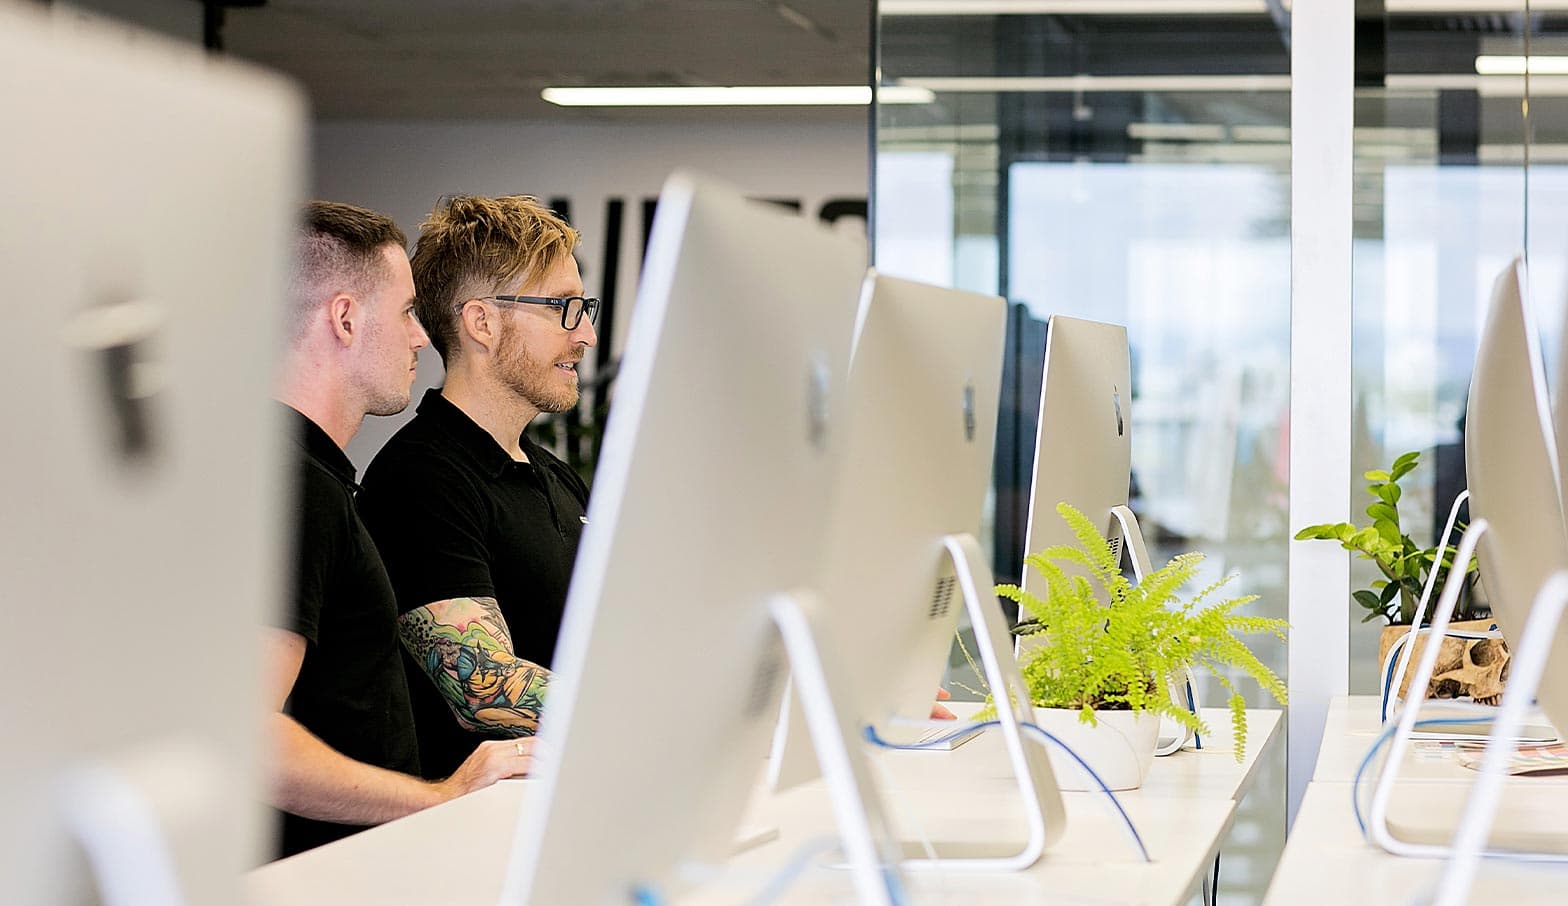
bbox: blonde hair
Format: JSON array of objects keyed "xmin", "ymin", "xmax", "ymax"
[{"xmin": 410, "ymin": 194, "xmax": 580, "ymax": 362}]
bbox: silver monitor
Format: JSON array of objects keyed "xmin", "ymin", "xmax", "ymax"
[
  {"xmin": 0, "ymin": 5, "xmax": 302, "ymax": 903},
  {"xmin": 1018, "ymin": 317, "xmax": 1135, "ymax": 635},
  {"xmin": 503, "ymin": 172, "xmax": 902, "ymax": 904},
  {"xmin": 1466, "ymin": 256, "xmax": 1568, "ymax": 735},
  {"xmin": 766, "ymin": 271, "xmax": 1067, "ymax": 869},
  {"xmin": 795, "ymin": 271, "xmax": 1009, "ymax": 736}
]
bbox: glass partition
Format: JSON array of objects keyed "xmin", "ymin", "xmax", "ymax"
[
  {"xmin": 875, "ymin": 9, "xmax": 1291, "ymax": 903},
  {"xmin": 1348, "ymin": 4, "xmax": 1560, "ymax": 694}
]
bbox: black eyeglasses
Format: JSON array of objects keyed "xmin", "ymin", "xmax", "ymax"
[{"xmin": 475, "ymin": 295, "xmax": 601, "ymax": 330}]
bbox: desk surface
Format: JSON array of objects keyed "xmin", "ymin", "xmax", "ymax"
[
  {"xmin": 249, "ymin": 708, "xmax": 1282, "ymax": 905},
  {"xmin": 1313, "ymin": 695, "xmax": 1568, "ymax": 785},
  {"xmin": 1266, "ymin": 696, "xmax": 1568, "ymax": 905},
  {"xmin": 1263, "ymin": 781, "xmax": 1568, "ymax": 905}
]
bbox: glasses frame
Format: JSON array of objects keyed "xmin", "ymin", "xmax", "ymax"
[{"xmin": 473, "ymin": 294, "xmax": 601, "ymax": 331}]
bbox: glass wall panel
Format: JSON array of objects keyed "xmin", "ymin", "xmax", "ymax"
[
  {"xmin": 1348, "ymin": 5, "xmax": 1567, "ymax": 696},
  {"xmin": 876, "ymin": 9, "xmax": 1290, "ymax": 904}
]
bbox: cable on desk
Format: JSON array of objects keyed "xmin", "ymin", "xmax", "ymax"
[
  {"xmin": 631, "ymin": 884, "xmax": 664, "ymax": 906},
  {"xmin": 864, "ymin": 720, "xmax": 1152, "ymax": 863},
  {"xmin": 1350, "ymin": 714, "xmax": 1497, "ymax": 835}
]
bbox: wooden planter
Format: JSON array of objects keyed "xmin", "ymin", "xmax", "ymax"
[{"xmin": 1377, "ymin": 618, "xmax": 1510, "ymax": 704}]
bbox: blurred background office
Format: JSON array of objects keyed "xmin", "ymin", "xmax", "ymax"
[{"xmin": 40, "ymin": 1, "xmax": 1568, "ymax": 901}]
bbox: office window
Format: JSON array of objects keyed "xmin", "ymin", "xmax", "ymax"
[
  {"xmin": 875, "ymin": 9, "xmax": 1290, "ymax": 904},
  {"xmin": 1348, "ymin": 5, "xmax": 1561, "ymax": 692}
]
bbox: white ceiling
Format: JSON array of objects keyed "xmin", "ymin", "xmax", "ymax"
[{"xmin": 223, "ymin": 0, "xmax": 873, "ymax": 120}]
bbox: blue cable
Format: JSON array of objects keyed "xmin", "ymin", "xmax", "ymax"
[
  {"xmin": 864, "ymin": 720, "xmax": 1153, "ymax": 863},
  {"xmin": 630, "ymin": 885, "xmax": 663, "ymax": 906},
  {"xmin": 1186, "ymin": 678, "xmax": 1203, "ymax": 751},
  {"xmin": 1350, "ymin": 716, "xmax": 1497, "ymax": 835}
]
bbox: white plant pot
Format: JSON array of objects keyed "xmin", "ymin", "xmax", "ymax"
[{"xmin": 1030, "ymin": 707, "xmax": 1160, "ymax": 791}]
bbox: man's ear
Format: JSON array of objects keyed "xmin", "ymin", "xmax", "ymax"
[
  {"xmin": 459, "ymin": 301, "xmax": 499, "ymax": 355},
  {"xmin": 327, "ymin": 292, "xmax": 357, "ymax": 347}
]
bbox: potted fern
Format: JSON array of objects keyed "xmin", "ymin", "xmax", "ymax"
[{"xmin": 977, "ymin": 503, "xmax": 1287, "ymax": 790}]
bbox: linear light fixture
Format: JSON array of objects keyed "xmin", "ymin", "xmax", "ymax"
[
  {"xmin": 880, "ymin": 1, "xmax": 1568, "ymax": 14},
  {"xmin": 899, "ymin": 74, "xmax": 1290, "ymax": 93},
  {"xmin": 1475, "ymin": 55, "xmax": 1568, "ymax": 76},
  {"xmin": 540, "ymin": 85, "xmax": 934, "ymax": 107},
  {"xmin": 1387, "ymin": 73, "xmax": 1568, "ymax": 97},
  {"xmin": 881, "ymin": 1, "xmax": 1268, "ymax": 14}
]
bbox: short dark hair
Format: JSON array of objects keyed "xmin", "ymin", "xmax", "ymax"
[
  {"xmin": 288, "ymin": 201, "xmax": 408, "ymax": 340},
  {"xmin": 410, "ymin": 194, "xmax": 579, "ymax": 363}
]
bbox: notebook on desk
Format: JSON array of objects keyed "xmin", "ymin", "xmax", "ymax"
[{"xmin": 874, "ymin": 718, "xmax": 985, "ymax": 751}]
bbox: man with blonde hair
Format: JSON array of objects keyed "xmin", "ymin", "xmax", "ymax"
[
  {"xmin": 358, "ymin": 195, "xmax": 598, "ymax": 779},
  {"xmin": 270, "ymin": 201, "xmax": 534, "ymax": 857}
]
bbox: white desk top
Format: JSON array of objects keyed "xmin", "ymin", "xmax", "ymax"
[
  {"xmin": 1313, "ymin": 695, "xmax": 1568, "ymax": 786},
  {"xmin": 1263, "ymin": 781, "xmax": 1568, "ymax": 905},
  {"xmin": 249, "ymin": 708, "xmax": 1281, "ymax": 905}
]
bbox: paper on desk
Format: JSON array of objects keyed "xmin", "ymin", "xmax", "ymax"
[{"xmin": 1456, "ymin": 742, "xmax": 1568, "ymax": 777}]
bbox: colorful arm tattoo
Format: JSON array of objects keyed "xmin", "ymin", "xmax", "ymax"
[{"xmin": 397, "ymin": 596, "xmax": 551, "ymax": 738}]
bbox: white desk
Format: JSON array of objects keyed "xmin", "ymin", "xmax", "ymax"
[
  {"xmin": 1312, "ymin": 694, "xmax": 1568, "ymax": 786},
  {"xmin": 249, "ymin": 709, "xmax": 1281, "ymax": 905},
  {"xmin": 1263, "ymin": 781, "xmax": 1567, "ymax": 905},
  {"xmin": 1263, "ymin": 695, "xmax": 1568, "ymax": 905}
]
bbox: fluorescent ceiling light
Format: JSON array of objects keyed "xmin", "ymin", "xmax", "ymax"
[
  {"xmin": 1476, "ymin": 55, "xmax": 1568, "ymax": 76},
  {"xmin": 900, "ymin": 74, "xmax": 1289, "ymax": 93},
  {"xmin": 882, "ymin": 0, "xmax": 1568, "ymax": 14},
  {"xmin": 541, "ymin": 85, "xmax": 933, "ymax": 107},
  {"xmin": 1126, "ymin": 122, "xmax": 1228, "ymax": 141},
  {"xmin": 882, "ymin": 1, "xmax": 1268, "ymax": 14},
  {"xmin": 1387, "ymin": 73, "xmax": 1568, "ymax": 97},
  {"xmin": 1390, "ymin": 1, "xmax": 1568, "ymax": 10},
  {"xmin": 1231, "ymin": 124, "xmax": 1291, "ymax": 143}
]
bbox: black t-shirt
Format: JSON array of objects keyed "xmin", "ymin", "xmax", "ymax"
[
  {"xmin": 275, "ymin": 405, "xmax": 420, "ymax": 858},
  {"xmin": 358, "ymin": 389, "xmax": 590, "ymax": 779}
]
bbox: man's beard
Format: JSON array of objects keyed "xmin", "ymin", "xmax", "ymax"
[{"xmin": 495, "ymin": 317, "xmax": 579, "ymax": 413}]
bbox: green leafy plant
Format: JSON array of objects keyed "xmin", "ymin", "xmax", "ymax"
[
  {"xmin": 975, "ymin": 502, "xmax": 1287, "ymax": 762},
  {"xmin": 1293, "ymin": 451, "xmax": 1481, "ymax": 625}
]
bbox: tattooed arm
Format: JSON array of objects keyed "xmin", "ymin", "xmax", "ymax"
[{"xmin": 397, "ymin": 597, "xmax": 551, "ymax": 738}]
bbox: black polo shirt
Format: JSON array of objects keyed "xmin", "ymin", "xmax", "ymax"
[
  {"xmin": 358, "ymin": 388, "xmax": 590, "ymax": 779},
  {"xmin": 275, "ymin": 405, "xmax": 420, "ymax": 858}
]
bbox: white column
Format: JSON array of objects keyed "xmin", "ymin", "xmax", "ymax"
[{"xmin": 1288, "ymin": 0, "xmax": 1354, "ymax": 828}]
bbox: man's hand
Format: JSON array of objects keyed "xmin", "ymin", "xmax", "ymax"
[
  {"xmin": 437, "ymin": 737, "xmax": 538, "ymax": 800},
  {"xmin": 930, "ymin": 686, "xmax": 956, "ymax": 721}
]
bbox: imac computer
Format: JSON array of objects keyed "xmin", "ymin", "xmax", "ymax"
[
  {"xmin": 1013, "ymin": 316, "xmax": 1196, "ymax": 754},
  {"xmin": 0, "ymin": 5, "xmax": 303, "ymax": 904},
  {"xmin": 1367, "ymin": 256, "xmax": 1568, "ymax": 861},
  {"xmin": 1016, "ymin": 317, "xmax": 1142, "ymax": 644},
  {"xmin": 502, "ymin": 173, "xmax": 908, "ymax": 905},
  {"xmin": 767, "ymin": 271, "xmax": 1067, "ymax": 871},
  {"xmin": 1464, "ymin": 259, "xmax": 1568, "ymax": 736}
]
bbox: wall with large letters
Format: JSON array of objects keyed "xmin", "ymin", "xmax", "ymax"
[{"xmin": 312, "ymin": 118, "xmax": 869, "ymax": 468}]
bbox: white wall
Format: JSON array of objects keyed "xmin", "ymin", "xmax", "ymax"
[{"xmin": 311, "ymin": 118, "xmax": 869, "ymax": 469}]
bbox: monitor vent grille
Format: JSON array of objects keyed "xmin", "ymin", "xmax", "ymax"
[
  {"xmin": 744, "ymin": 643, "xmax": 786, "ymax": 720},
  {"xmin": 929, "ymin": 576, "xmax": 956, "ymax": 621},
  {"xmin": 1107, "ymin": 535, "xmax": 1124, "ymax": 567}
]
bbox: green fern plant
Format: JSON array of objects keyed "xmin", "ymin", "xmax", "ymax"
[{"xmin": 981, "ymin": 502, "xmax": 1288, "ymax": 761}]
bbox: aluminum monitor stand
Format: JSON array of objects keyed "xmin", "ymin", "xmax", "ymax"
[
  {"xmin": 1111, "ymin": 505, "xmax": 1201, "ymax": 757},
  {"xmin": 889, "ymin": 533, "xmax": 1067, "ymax": 873},
  {"xmin": 1367, "ymin": 518, "xmax": 1568, "ymax": 862},
  {"xmin": 768, "ymin": 589, "xmax": 911, "ymax": 905}
]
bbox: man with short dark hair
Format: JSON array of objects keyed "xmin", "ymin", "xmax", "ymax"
[
  {"xmin": 268, "ymin": 200, "xmax": 534, "ymax": 857},
  {"xmin": 358, "ymin": 195, "xmax": 596, "ymax": 779}
]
